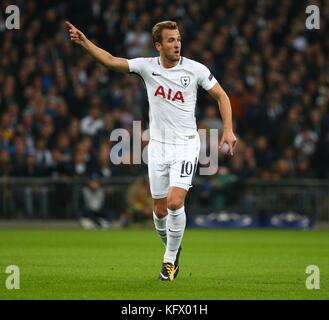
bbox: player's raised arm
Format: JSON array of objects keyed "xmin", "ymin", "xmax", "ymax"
[
  {"xmin": 207, "ymin": 83, "xmax": 237, "ymax": 156},
  {"xmin": 65, "ymin": 21, "xmax": 129, "ymax": 73}
]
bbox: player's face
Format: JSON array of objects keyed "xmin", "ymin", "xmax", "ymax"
[{"xmin": 158, "ymin": 29, "xmax": 181, "ymax": 62}]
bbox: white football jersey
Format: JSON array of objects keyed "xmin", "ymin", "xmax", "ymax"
[{"xmin": 127, "ymin": 56, "xmax": 218, "ymax": 144}]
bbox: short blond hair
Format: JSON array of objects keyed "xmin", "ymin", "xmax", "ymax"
[{"xmin": 151, "ymin": 21, "xmax": 178, "ymax": 46}]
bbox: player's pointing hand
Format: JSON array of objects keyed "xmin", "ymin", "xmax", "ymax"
[
  {"xmin": 219, "ymin": 129, "xmax": 237, "ymax": 156},
  {"xmin": 65, "ymin": 21, "xmax": 86, "ymax": 46}
]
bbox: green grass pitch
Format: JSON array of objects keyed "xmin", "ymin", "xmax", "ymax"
[{"xmin": 0, "ymin": 228, "xmax": 328, "ymax": 300}]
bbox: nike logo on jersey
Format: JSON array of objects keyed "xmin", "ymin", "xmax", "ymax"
[{"xmin": 152, "ymin": 72, "xmax": 162, "ymax": 76}]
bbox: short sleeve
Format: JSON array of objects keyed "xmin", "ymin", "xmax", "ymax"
[
  {"xmin": 127, "ymin": 58, "xmax": 146, "ymax": 76},
  {"xmin": 197, "ymin": 63, "xmax": 217, "ymax": 91}
]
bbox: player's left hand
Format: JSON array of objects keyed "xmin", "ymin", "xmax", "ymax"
[{"xmin": 219, "ymin": 129, "xmax": 237, "ymax": 156}]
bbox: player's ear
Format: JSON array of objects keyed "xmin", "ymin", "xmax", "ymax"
[{"xmin": 155, "ymin": 42, "xmax": 161, "ymax": 52}]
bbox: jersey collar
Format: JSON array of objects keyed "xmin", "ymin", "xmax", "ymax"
[{"xmin": 158, "ymin": 56, "xmax": 183, "ymax": 70}]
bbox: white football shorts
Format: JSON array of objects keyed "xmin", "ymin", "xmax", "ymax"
[{"xmin": 147, "ymin": 134, "xmax": 200, "ymax": 199}]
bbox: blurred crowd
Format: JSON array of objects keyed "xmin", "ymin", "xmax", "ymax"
[{"xmin": 1, "ymin": 0, "xmax": 329, "ymax": 182}]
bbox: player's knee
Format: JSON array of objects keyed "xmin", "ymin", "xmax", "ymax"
[
  {"xmin": 154, "ymin": 205, "xmax": 167, "ymax": 218},
  {"xmin": 167, "ymin": 198, "xmax": 184, "ymax": 211}
]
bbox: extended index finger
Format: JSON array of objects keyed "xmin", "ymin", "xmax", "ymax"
[{"xmin": 65, "ymin": 21, "xmax": 75, "ymax": 30}]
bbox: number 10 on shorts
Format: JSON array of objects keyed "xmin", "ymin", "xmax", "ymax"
[{"xmin": 180, "ymin": 159, "xmax": 197, "ymax": 178}]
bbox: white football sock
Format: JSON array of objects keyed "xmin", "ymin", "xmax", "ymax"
[
  {"xmin": 153, "ymin": 211, "xmax": 167, "ymax": 247},
  {"xmin": 163, "ymin": 206, "xmax": 186, "ymax": 264}
]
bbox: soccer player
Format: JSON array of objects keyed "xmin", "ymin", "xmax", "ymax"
[{"xmin": 66, "ymin": 20, "xmax": 237, "ymax": 281}]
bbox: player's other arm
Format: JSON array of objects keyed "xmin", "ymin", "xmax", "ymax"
[
  {"xmin": 208, "ymin": 83, "xmax": 237, "ymax": 155},
  {"xmin": 65, "ymin": 21, "xmax": 129, "ymax": 73}
]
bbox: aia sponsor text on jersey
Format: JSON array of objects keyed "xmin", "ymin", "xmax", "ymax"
[{"xmin": 154, "ymin": 85, "xmax": 185, "ymax": 103}]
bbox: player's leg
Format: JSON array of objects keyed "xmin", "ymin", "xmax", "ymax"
[
  {"xmin": 148, "ymin": 139, "xmax": 170, "ymax": 247},
  {"xmin": 161, "ymin": 136, "xmax": 200, "ymax": 281},
  {"xmin": 160, "ymin": 186, "xmax": 186, "ymax": 280},
  {"xmin": 153, "ymin": 197, "xmax": 168, "ymax": 246},
  {"xmin": 163, "ymin": 186, "xmax": 187, "ymax": 266},
  {"xmin": 154, "ymin": 194, "xmax": 184, "ymax": 281}
]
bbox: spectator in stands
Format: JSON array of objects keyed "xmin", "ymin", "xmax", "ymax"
[
  {"xmin": 295, "ymin": 157, "xmax": 314, "ymax": 178},
  {"xmin": 254, "ymin": 136, "xmax": 277, "ymax": 171},
  {"xmin": 35, "ymin": 138, "xmax": 54, "ymax": 176},
  {"xmin": 230, "ymin": 153, "xmax": 250, "ymax": 179},
  {"xmin": 294, "ymin": 124, "xmax": 318, "ymax": 157},
  {"xmin": 200, "ymin": 105, "xmax": 223, "ymax": 130},
  {"xmin": 0, "ymin": 150, "xmax": 11, "ymax": 177},
  {"xmin": 11, "ymin": 137, "xmax": 28, "ymax": 176},
  {"xmin": 25, "ymin": 154, "xmax": 42, "ymax": 177},
  {"xmin": 72, "ymin": 150, "xmax": 90, "ymax": 177},
  {"xmin": 96, "ymin": 143, "xmax": 112, "ymax": 178},
  {"xmin": 125, "ymin": 22, "xmax": 151, "ymax": 58},
  {"xmin": 127, "ymin": 174, "xmax": 153, "ymax": 224},
  {"xmin": 38, "ymin": 118, "xmax": 56, "ymax": 150},
  {"xmin": 211, "ymin": 167, "xmax": 238, "ymax": 210},
  {"xmin": 242, "ymin": 146, "xmax": 257, "ymax": 177},
  {"xmin": 0, "ymin": 112, "xmax": 14, "ymax": 148},
  {"xmin": 80, "ymin": 98, "xmax": 104, "ymax": 136},
  {"xmin": 52, "ymin": 132, "xmax": 72, "ymax": 176},
  {"xmin": 67, "ymin": 117, "xmax": 82, "ymax": 146},
  {"xmin": 78, "ymin": 173, "xmax": 111, "ymax": 229},
  {"xmin": 54, "ymin": 100, "xmax": 71, "ymax": 133},
  {"xmin": 272, "ymin": 158, "xmax": 295, "ymax": 180}
]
